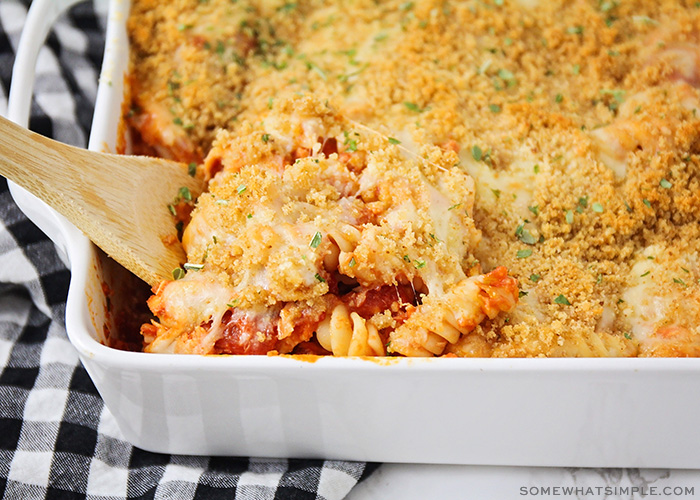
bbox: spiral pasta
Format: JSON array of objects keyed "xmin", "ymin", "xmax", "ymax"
[
  {"xmin": 315, "ymin": 304, "xmax": 385, "ymax": 356},
  {"xmin": 388, "ymin": 267, "xmax": 519, "ymax": 357}
]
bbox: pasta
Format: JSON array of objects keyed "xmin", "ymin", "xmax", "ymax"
[
  {"xmin": 127, "ymin": 0, "xmax": 700, "ymax": 357},
  {"xmin": 389, "ymin": 267, "xmax": 519, "ymax": 357},
  {"xmin": 139, "ymin": 97, "xmax": 516, "ymax": 355}
]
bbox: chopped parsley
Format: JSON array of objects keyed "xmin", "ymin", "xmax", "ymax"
[
  {"xmin": 404, "ymin": 101, "xmax": 422, "ymax": 112},
  {"xmin": 600, "ymin": 89, "xmax": 626, "ymax": 111},
  {"xmin": 310, "ymin": 231, "xmax": 322, "ymax": 248},
  {"xmin": 343, "ymin": 131, "xmax": 358, "ymax": 151},
  {"xmin": 314, "ymin": 273, "xmax": 326, "ymax": 283},
  {"xmin": 277, "ymin": 2, "xmax": 297, "ymax": 13},
  {"xmin": 307, "ymin": 61, "xmax": 327, "ymax": 80},
  {"xmin": 632, "ymin": 15, "xmax": 659, "ymax": 25},
  {"xmin": 643, "ymin": 199, "xmax": 652, "ymax": 208},
  {"xmin": 530, "ymin": 274, "xmax": 541, "ymax": 282},
  {"xmin": 515, "ymin": 223, "xmax": 537, "ymax": 245},
  {"xmin": 388, "ymin": 137, "xmax": 401, "ymax": 145},
  {"xmin": 489, "ymin": 104, "xmax": 502, "ymax": 113},
  {"xmin": 554, "ymin": 294, "xmax": 571, "ymax": 305},
  {"xmin": 261, "ymin": 133, "xmax": 270, "ymax": 143},
  {"xmin": 673, "ymin": 277, "xmax": 688, "ymax": 287},
  {"xmin": 472, "ymin": 145, "xmax": 483, "ymax": 161},
  {"xmin": 178, "ymin": 186, "xmax": 192, "ymax": 202},
  {"xmin": 498, "ymin": 68, "xmax": 514, "ymax": 81},
  {"xmin": 528, "ymin": 205, "xmax": 540, "ymax": 216},
  {"xmin": 188, "ymin": 163, "xmax": 197, "ymax": 177},
  {"xmin": 516, "ymin": 248, "xmax": 532, "ymax": 259}
]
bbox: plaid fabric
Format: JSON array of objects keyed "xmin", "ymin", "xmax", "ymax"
[{"xmin": 0, "ymin": 1, "xmax": 379, "ymax": 498}]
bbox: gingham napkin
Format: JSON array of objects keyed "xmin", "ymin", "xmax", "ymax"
[{"xmin": 0, "ymin": 1, "xmax": 378, "ymax": 498}]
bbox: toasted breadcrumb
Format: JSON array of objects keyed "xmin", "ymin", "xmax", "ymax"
[{"xmin": 129, "ymin": 0, "xmax": 700, "ymax": 357}]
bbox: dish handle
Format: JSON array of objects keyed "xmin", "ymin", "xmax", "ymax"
[{"xmin": 7, "ymin": 0, "xmax": 86, "ymax": 265}]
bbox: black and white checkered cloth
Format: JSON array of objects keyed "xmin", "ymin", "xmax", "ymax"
[{"xmin": 0, "ymin": 1, "xmax": 379, "ymax": 498}]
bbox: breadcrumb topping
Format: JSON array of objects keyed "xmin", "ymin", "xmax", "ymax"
[{"xmin": 129, "ymin": 0, "xmax": 700, "ymax": 357}]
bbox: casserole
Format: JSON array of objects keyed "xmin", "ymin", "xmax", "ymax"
[{"xmin": 8, "ymin": 0, "xmax": 700, "ymax": 466}]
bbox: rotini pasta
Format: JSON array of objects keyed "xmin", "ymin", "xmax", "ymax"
[
  {"xmin": 316, "ymin": 304, "xmax": 385, "ymax": 356},
  {"xmin": 388, "ymin": 267, "xmax": 519, "ymax": 357}
]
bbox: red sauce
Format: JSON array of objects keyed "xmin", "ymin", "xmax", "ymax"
[
  {"xmin": 213, "ymin": 309, "xmax": 278, "ymax": 355},
  {"xmin": 341, "ymin": 284, "xmax": 416, "ymax": 317}
]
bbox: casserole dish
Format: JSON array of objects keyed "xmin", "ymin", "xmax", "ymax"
[{"xmin": 8, "ymin": 0, "xmax": 700, "ymax": 467}]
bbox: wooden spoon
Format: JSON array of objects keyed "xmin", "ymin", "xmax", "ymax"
[{"xmin": 0, "ymin": 115, "xmax": 204, "ymax": 287}]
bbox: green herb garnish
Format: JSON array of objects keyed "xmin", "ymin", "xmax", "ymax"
[
  {"xmin": 183, "ymin": 263, "xmax": 204, "ymax": 271},
  {"xmin": 179, "ymin": 186, "xmax": 192, "ymax": 202},
  {"xmin": 517, "ymin": 248, "xmax": 532, "ymax": 259},
  {"xmin": 554, "ymin": 294, "xmax": 571, "ymax": 305},
  {"xmin": 404, "ymin": 101, "xmax": 422, "ymax": 112},
  {"xmin": 310, "ymin": 231, "xmax": 322, "ymax": 248}
]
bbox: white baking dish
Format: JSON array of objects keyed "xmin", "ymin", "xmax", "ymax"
[{"xmin": 8, "ymin": 0, "xmax": 700, "ymax": 467}]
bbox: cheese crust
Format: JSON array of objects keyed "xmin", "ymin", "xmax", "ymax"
[{"xmin": 129, "ymin": 0, "xmax": 700, "ymax": 357}]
